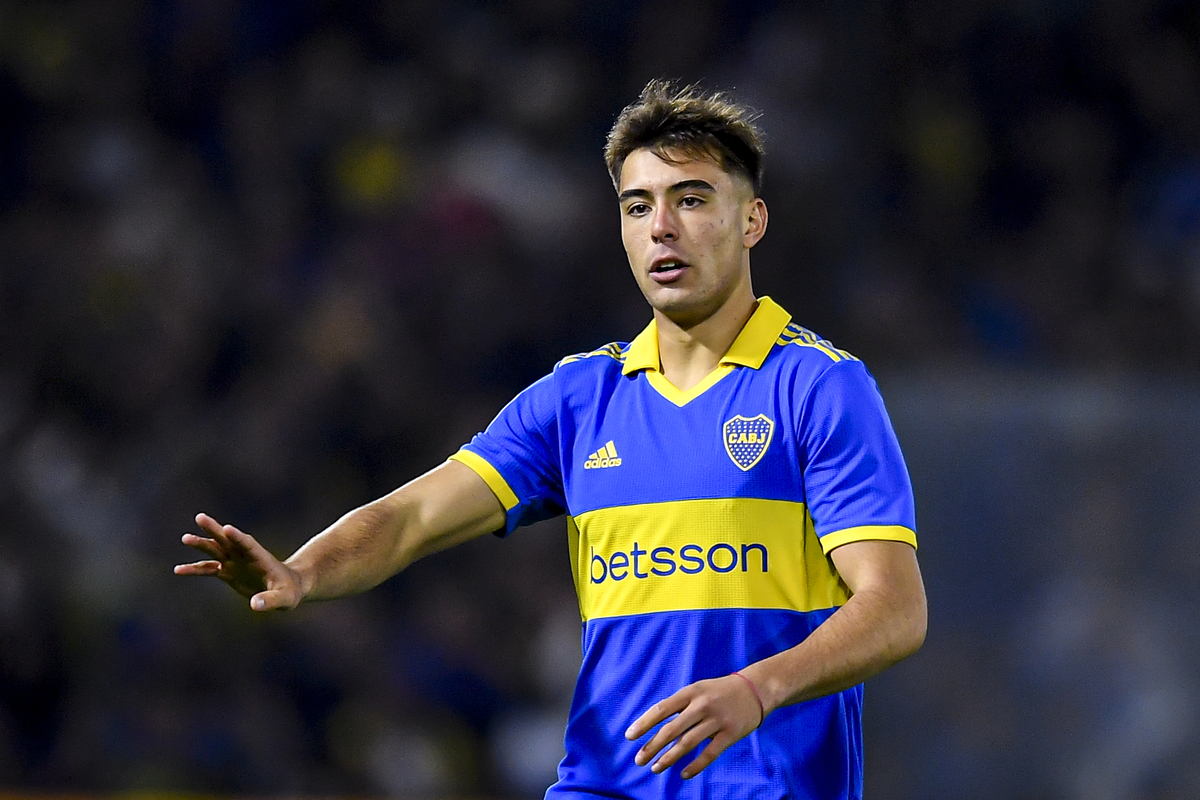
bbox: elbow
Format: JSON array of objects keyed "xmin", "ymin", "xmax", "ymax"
[
  {"xmin": 905, "ymin": 609, "xmax": 927, "ymax": 659},
  {"xmin": 875, "ymin": 580, "xmax": 926, "ymax": 666},
  {"xmin": 893, "ymin": 555, "xmax": 928, "ymax": 661},
  {"xmin": 896, "ymin": 590, "xmax": 928, "ymax": 661}
]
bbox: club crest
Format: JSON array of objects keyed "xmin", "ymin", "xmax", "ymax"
[{"xmin": 723, "ymin": 414, "xmax": 774, "ymax": 471}]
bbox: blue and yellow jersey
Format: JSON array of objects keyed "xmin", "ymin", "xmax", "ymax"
[{"xmin": 450, "ymin": 297, "xmax": 916, "ymax": 800}]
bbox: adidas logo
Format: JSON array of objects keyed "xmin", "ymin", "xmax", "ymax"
[{"xmin": 584, "ymin": 440, "xmax": 622, "ymax": 469}]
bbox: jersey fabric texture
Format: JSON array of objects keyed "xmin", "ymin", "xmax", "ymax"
[{"xmin": 449, "ymin": 297, "xmax": 917, "ymax": 800}]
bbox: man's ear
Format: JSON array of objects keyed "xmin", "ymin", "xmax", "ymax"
[{"xmin": 744, "ymin": 198, "xmax": 768, "ymax": 248}]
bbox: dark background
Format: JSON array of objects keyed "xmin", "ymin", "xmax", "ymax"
[{"xmin": 1, "ymin": 0, "xmax": 1199, "ymax": 797}]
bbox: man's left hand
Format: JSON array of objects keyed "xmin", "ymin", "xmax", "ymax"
[{"xmin": 624, "ymin": 674, "xmax": 764, "ymax": 779}]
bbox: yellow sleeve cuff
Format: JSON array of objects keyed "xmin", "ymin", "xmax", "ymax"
[
  {"xmin": 819, "ymin": 525, "xmax": 918, "ymax": 554},
  {"xmin": 448, "ymin": 450, "xmax": 520, "ymax": 511}
]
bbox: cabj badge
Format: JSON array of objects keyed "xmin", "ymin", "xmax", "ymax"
[{"xmin": 723, "ymin": 414, "xmax": 774, "ymax": 471}]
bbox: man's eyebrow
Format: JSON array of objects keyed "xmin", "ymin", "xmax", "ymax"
[
  {"xmin": 618, "ymin": 180, "xmax": 717, "ymax": 203},
  {"xmin": 670, "ymin": 179, "xmax": 716, "ymax": 194}
]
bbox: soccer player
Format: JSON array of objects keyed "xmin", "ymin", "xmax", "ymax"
[{"xmin": 176, "ymin": 80, "xmax": 926, "ymax": 799}]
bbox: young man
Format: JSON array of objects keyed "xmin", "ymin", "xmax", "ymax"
[{"xmin": 176, "ymin": 80, "xmax": 926, "ymax": 799}]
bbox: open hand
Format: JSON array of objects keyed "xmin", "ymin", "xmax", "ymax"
[
  {"xmin": 174, "ymin": 513, "xmax": 303, "ymax": 611},
  {"xmin": 624, "ymin": 673, "xmax": 765, "ymax": 779}
]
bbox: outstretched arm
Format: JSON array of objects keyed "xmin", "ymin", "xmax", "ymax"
[
  {"xmin": 174, "ymin": 460, "xmax": 507, "ymax": 611},
  {"xmin": 625, "ymin": 539, "xmax": 926, "ymax": 778}
]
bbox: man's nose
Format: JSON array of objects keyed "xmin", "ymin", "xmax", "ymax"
[{"xmin": 651, "ymin": 205, "xmax": 677, "ymax": 242}]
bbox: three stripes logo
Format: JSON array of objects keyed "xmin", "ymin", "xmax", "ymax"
[{"xmin": 584, "ymin": 440, "xmax": 622, "ymax": 469}]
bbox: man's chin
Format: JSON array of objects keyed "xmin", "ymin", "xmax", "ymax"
[{"xmin": 644, "ymin": 291, "xmax": 718, "ymax": 330}]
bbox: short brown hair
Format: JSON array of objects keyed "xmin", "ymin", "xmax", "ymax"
[{"xmin": 604, "ymin": 79, "xmax": 765, "ymax": 196}]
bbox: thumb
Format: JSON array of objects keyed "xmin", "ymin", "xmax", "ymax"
[{"xmin": 250, "ymin": 588, "xmax": 299, "ymax": 612}]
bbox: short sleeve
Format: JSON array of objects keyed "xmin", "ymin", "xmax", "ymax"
[
  {"xmin": 449, "ymin": 372, "xmax": 566, "ymax": 535},
  {"xmin": 797, "ymin": 360, "xmax": 918, "ymax": 554}
]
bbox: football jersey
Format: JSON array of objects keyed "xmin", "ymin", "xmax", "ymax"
[{"xmin": 450, "ymin": 297, "xmax": 917, "ymax": 800}]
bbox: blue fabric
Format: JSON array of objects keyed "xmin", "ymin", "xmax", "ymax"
[{"xmin": 457, "ymin": 302, "xmax": 914, "ymax": 799}]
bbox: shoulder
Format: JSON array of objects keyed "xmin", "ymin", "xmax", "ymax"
[
  {"xmin": 765, "ymin": 323, "xmax": 889, "ymax": 412},
  {"xmin": 767, "ymin": 322, "xmax": 866, "ymax": 387},
  {"xmin": 553, "ymin": 341, "xmax": 632, "ymax": 373},
  {"xmin": 502, "ymin": 341, "xmax": 631, "ymax": 418},
  {"xmin": 497, "ymin": 341, "xmax": 632, "ymax": 412},
  {"xmin": 773, "ymin": 321, "xmax": 862, "ymax": 367}
]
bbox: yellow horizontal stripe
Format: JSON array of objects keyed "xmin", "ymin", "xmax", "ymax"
[
  {"xmin": 818, "ymin": 525, "xmax": 918, "ymax": 554},
  {"xmin": 448, "ymin": 450, "xmax": 519, "ymax": 511},
  {"xmin": 569, "ymin": 498, "xmax": 851, "ymax": 621}
]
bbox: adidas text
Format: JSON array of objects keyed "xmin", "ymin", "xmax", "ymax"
[{"xmin": 584, "ymin": 441, "xmax": 622, "ymax": 469}]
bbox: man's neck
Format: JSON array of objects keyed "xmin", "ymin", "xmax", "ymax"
[{"xmin": 655, "ymin": 291, "xmax": 758, "ymax": 391}]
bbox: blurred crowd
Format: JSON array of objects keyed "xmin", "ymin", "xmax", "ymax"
[{"xmin": 0, "ymin": 0, "xmax": 1198, "ymax": 797}]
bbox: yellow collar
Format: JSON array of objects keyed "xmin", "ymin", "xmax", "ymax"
[{"xmin": 621, "ymin": 296, "xmax": 792, "ymax": 376}]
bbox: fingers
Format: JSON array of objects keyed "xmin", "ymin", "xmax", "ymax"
[
  {"xmin": 177, "ymin": 514, "xmax": 246, "ymax": 573},
  {"xmin": 626, "ymin": 675, "xmax": 763, "ymax": 780},
  {"xmin": 642, "ymin": 715, "xmax": 722, "ymax": 774},
  {"xmin": 186, "ymin": 514, "xmax": 275, "ymax": 568},
  {"xmin": 173, "ymin": 560, "xmax": 222, "ymax": 576},
  {"xmin": 630, "ymin": 696, "xmax": 695, "ymax": 766},
  {"xmin": 194, "ymin": 513, "xmax": 227, "ymax": 540},
  {"xmin": 679, "ymin": 732, "xmax": 737, "ymax": 780},
  {"xmin": 219, "ymin": 524, "xmax": 266, "ymax": 558},
  {"xmin": 626, "ymin": 695, "xmax": 683, "ymax": 742},
  {"xmin": 195, "ymin": 513, "xmax": 256, "ymax": 555},
  {"xmin": 180, "ymin": 513, "xmax": 283, "ymax": 597},
  {"xmin": 180, "ymin": 533, "xmax": 224, "ymax": 559}
]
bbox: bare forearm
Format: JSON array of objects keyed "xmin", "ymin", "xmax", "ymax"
[
  {"xmin": 283, "ymin": 495, "xmax": 412, "ymax": 601},
  {"xmin": 623, "ymin": 555, "xmax": 925, "ymax": 781},
  {"xmin": 736, "ymin": 540, "xmax": 926, "ymax": 714},
  {"xmin": 284, "ymin": 460, "xmax": 505, "ymax": 603},
  {"xmin": 742, "ymin": 585, "xmax": 926, "ymax": 713}
]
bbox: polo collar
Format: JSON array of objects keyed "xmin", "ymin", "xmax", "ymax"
[{"xmin": 621, "ymin": 296, "xmax": 792, "ymax": 376}]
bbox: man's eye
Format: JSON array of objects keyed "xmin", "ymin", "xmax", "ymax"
[
  {"xmin": 680, "ymin": 196, "xmax": 703, "ymax": 208},
  {"xmin": 627, "ymin": 203, "xmax": 650, "ymax": 216}
]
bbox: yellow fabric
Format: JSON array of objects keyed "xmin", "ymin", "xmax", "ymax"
[
  {"xmin": 448, "ymin": 450, "xmax": 519, "ymax": 511},
  {"xmin": 568, "ymin": 497, "xmax": 851, "ymax": 621},
  {"xmin": 621, "ymin": 296, "xmax": 793, "ymax": 376},
  {"xmin": 818, "ymin": 525, "xmax": 918, "ymax": 554}
]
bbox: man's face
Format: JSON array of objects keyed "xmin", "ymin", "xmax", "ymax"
[{"xmin": 617, "ymin": 147, "xmax": 767, "ymax": 329}]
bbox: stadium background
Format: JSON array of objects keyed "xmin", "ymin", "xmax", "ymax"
[{"xmin": 1, "ymin": 0, "xmax": 1199, "ymax": 797}]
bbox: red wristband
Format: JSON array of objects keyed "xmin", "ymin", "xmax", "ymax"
[{"xmin": 731, "ymin": 670, "xmax": 765, "ymax": 727}]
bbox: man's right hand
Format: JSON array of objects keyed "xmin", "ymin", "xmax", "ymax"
[{"xmin": 175, "ymin": 513, "xmax": 304, "ymax": 611}]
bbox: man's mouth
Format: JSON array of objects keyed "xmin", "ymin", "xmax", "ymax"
[{"xmin": 650, "ymin": 259, "xmax": 689, "ymax": 283}]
